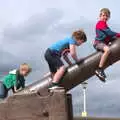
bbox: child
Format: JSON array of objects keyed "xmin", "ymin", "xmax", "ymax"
[
  {"xmin": 93, "ymin": 8, "xmax": 120, "ymax": 82},
  {"xmin": 0, "ymin": 63, "xmax": 32, "ymax": 99},
  {"xmin": 45, "ymin": 29, "xmax": 87, "ymax": 89}
]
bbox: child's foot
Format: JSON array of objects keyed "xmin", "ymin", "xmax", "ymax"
[
  {"xmin": 95, "ymin": 69, "xmax": 106, "ymax": 82},
  {"xmin": 49, "ymin": 82, "xmax": 64, "ymax": 90}
]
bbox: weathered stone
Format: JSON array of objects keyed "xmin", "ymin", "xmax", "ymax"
[{"xmin": 0, "ymin": 89, "xmax": 71, "ymax": 120}]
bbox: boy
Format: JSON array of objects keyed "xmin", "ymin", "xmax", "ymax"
[
  {"xmin": 0, "ymin": 63, "xmax": 32, "ymax": 99},
  {"xmin": 45, "ymin": 29, "xmax": 87, "ymax": 90},
  {"xmin": 93, "ymin": 8, "xmax": 120, "ymax": 82}
]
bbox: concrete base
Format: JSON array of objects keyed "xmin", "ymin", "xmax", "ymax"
[{"xmin": 0, "ymin": 89, "xmax": 73, "ymax": 120}]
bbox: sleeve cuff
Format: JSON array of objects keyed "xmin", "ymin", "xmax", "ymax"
[{"xmin": 116, "ymin": 33, "xmax": 120, "ymax": 37}]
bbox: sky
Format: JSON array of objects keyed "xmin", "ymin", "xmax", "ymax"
[{"xmin": 0, "ymin": 0, "xmax": 120, "ymax": 118}]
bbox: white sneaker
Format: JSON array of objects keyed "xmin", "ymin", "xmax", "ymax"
[{"xmin": 49, "ymin": 85, "xmax": 64, "ymax": 90}]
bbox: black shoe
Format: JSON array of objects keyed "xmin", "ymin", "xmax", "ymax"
[
  {"xmin": 95, "ymin": 69, "xmax": 106, "ymax": 82},
  {"xmin": 102, "ymin": 70, "xmax": 107, "ymax": 78}
]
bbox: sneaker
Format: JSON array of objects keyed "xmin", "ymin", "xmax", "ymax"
[
  {"xmin": 102, "ymin": 70, "xmax": 107, "ymax": 78},
  {"xmin": 48, "ymin": 83, "xmax": 64, "ymax": 90},
  {"xmin": 95, "ymin": 69, "xmax": 106, "ymax": 82}
]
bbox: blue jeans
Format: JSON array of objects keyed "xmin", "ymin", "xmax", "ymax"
[{"xmin": 0, "ymin": 81, "xmax": 8, "ymax": 99}]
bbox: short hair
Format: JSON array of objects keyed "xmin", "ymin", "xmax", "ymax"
[
  {"xmin": 72, "ymin": 29, "xmax": 87, "ymax": 42},
  {"xmin": 20, "ymin": 63, "xmax": 32, "ymax": 74},
  {"xmin": 100, "ymin": 8, "xmax": 111, "ymax": 18}
]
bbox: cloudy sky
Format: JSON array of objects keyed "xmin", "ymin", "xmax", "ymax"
[{"xmin": 0, "ymin": 0, "xmax": 120, "ymax": 118}]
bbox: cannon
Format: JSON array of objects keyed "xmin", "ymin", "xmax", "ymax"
[{"xmin": 0, "ymin": 39, "xmax": 120, "ymax": 120}]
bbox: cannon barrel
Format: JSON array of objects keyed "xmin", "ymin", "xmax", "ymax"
[{"xmin": 20, "ymin": 39, "xmax": 120, "ymax": 94}]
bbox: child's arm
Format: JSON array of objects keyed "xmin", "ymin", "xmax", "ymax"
[
  {"xmin": 63, "ymin": 54, "xmax": 72, "ymax": 66},
  {"xmin": 103, "ymin": 28, "xmax": 120, "ymax": 38},
  {"xmin": 13, "ymin": 76, "xmax": 25, "ymax": 93},
  {"xmin": 69, "ymin": 44, "xmax": 79, "ymax": 63},
  {"xmin": 96, "ymin": 30, "xmax": 107, "ymax": 41},
  {"xmin": 116, "ymin": 33, "xmax": 120, "ymax": 38},
  {"xmin": 97, "ymin": 21, "xmax": 117, "ymax": 37},
  {"xmin": 102, "ymin": 27, "xmax": 117, "ymax": 37},
  {"xmin": 13, "ymin": 85, "xmax": 22, "ymax": 93},
  {"xmin": 20, "ymin": 78, "xmax": 25, "ymax": 89},
  {"xmin": 62, "ymin": 49, "xmax": 72, "ymax": 65}
]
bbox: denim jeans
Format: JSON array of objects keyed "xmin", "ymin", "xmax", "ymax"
[{"xmin": 0, "ymin": 81, "xmax": 8, "ymax": 99}]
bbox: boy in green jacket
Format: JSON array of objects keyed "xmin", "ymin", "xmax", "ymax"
[{"xmin": 0, "ymin": 63, "xmax": 32, "ymax": 99}]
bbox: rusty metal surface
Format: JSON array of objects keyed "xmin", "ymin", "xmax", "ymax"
[{"xmin": 19, "ymin": 38, "xmax": 120, "ymax": 94}]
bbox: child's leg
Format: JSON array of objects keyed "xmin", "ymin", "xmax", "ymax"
[
  {"xmin": 94, "ymin": 43, "xmax": 110, "ymax": 82},
  {"xmin": 52, "ymin": 66, "xmax": 65, "ymax": 83},
  {"xmin": 0, "ymin": 81, "xmax": 8, "ymax": 99},
  {"xmin": 45, "ymin": 49, "xmax": 65, "ymax": 88},
  {"xmin": 99, "ymin": 46, "xmax": 110, "ymax": 68}
]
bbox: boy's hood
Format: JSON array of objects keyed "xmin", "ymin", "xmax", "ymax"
[{"xmin": 9, "ymin": 69, "xmax": 17, "ymax": 75}]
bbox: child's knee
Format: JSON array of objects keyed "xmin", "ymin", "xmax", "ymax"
[{"xmin": 104, "ymin": 46, "xmax": 110, "ymax": 54}]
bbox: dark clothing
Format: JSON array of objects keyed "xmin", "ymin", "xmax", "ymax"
[
  {"xmin": 94, "ymin": 20, "xmax": 117, "ymax": 45},
  {"xmin": 0, "ymin": 69, "xmax": 25, "ymax": 98},
  {"xmin": 94, "ymin": 42, "xmax": 107, "ymax": 51},
  {"xmin": 44, "ymin": 49, "xmax": 64, "ymax": 73},
  {"xmin": 94, "ymin": 37, "xmax": 116, "ymax": 51},
  {"xmin": 16, "ymin": 70, "xmax": 25, "ymax": 89},
  {"xmin": 0, "ymin": 81, "xmax": 8, "ymax": 99}
]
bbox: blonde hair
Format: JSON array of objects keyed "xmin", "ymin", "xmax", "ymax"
[
  {"xmin": 72, "ymin": 29, "xmax": 87, "ymax": 42},
  {"xmin": 20, "ymin": 63, "xmax": 32, "ymax": 74},
  {"xmin": 100, "ymin": 8, "xmax": 111, "ymax": 18}
]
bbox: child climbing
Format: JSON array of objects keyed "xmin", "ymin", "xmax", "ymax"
[
  {"xmin": 45, "ymin": 29, "xmax": 87, "ymax": 90},
  {"xmin": 0, "ymin": 63, "xmax": 32, "ymax": 99}
]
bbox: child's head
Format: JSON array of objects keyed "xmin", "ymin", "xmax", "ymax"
[
  {"xmin": 72, "ymin": 29, "xmax": 87, "ymax": 46},
  {"xmin": 99, "ymin": 8, "xmax": 110, "ymax": 21},
  {"xmin": 19, "ymin": 63, "xmax": 32, "ymax": 76}
]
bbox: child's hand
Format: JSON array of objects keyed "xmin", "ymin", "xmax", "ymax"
[
  {"xmin": 14, "ymin": 86, "xmax": 23, "ymax": 93},
  {"xmin": 116, "ymin": 33, "xmax": 120, "ymax": 38}
]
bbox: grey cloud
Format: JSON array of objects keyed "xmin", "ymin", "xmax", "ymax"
[
  {"xmin": 1, "ymin": 9, "xmax": 96, "ymax": 73},
  {"xmin": 54, "ymin": 17, "xmax": 94, "ymax": 34},
  {"xmin": 0, "ymin": 49, "xmax": 19, "ymax": 73},
  {"xmin": 0, "ymin": 8, "xmax": 64, "ymax": 72},
  {"xmin": 3, "ymin": 8, "xmax": 63, "ymax": 42}
]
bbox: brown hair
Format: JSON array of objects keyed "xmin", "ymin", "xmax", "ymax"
[
  {"xmin": 100, "ymin": 8, "xmax": 111, "ymax": 18},
  {"xmin": 72, "ymin": 29, "xmax": 87, "ymax": 42},
  {"xmin": 20, "ymin": 63, "xmax": 32, "ymax": 74}
]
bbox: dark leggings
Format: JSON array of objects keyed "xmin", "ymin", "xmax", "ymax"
[
  {"xmin": 44, "ymin": 49, "xmax": 64, "ymax": 73},
  {"xmin": 0, "ymin": 81, "xmax": 8, "ymax": 99}
]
